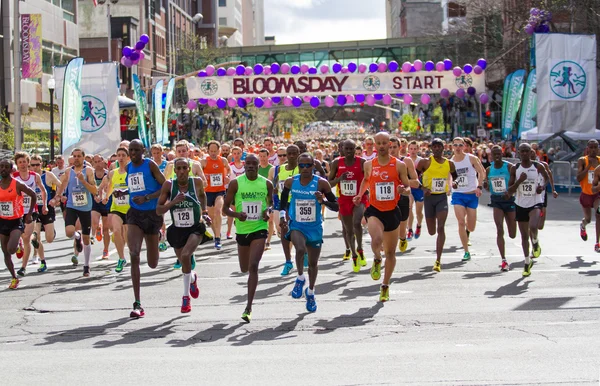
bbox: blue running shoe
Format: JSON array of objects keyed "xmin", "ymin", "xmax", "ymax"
[
  {"xmin": 191, "ymin": 254, "xmax": 196, "ymax": 270},
  {"xmin": 303, "ymin": 253, "xmax": 308, "ymax": 267},
  {"xmin": 173, "ymin": 260, "xmax": 182, "ymax": 269},
  {"xmin": 280, "ymin": 261, "xmax": 293, "ymax": 276},
  {"xmin": 305, "ymin": 288, "xmax": 317, "ymax": 312},
  {"xmin": 291, "ymin": 277, "xmax": 305, "ymax": 299},
  {"xmin": 215, "ymin": 238, "xmax": 222, "ymax": 250}
]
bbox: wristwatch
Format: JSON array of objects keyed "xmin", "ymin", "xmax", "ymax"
[{"xmin": 144, "ymin": 194, "xmax": 150, "ymax": 202}]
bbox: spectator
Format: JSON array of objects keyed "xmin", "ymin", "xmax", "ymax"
[{"xmin": 555, "ymin": 145, "xmax": 568, "ymax": 159}]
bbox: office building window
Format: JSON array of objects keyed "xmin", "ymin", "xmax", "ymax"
[
  {"xmin": 219, "ymin": 0, "xmax": 226, "ymax": 6},
  {"xmin": 219, "ymin": 17, "xmax": 227, "ymax": 26}
]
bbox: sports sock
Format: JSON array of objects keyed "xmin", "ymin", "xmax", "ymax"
[
  {"xmin": 298, "ymin": 273, "xmax": 306, "ymax": 281},
  {"xmin": 307, "ymin": 288, "xmax": 315, "ymax": 296},
  {"xmin": 183, "ymin": 273, "xmax": 191, "ymax": 297},
  {"xmin": 83, "ymin": 244, "xmax": 91, "ymax": 266}
]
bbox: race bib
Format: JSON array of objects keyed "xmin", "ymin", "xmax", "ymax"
[
  {"xmin": 490, "ymin": 177, "xmax": 506, "ymax": 193},
  {"xmin": 340, "ymin": 180, "xmax": 357, "ymax": 196},
  {"xmin": 128, "ymin": 172, "xmax": 145, "ymax": 193},
  {"xmin": 588, "ymin": 170, "xmax": 594, "ymax": 184},
  {"xmin": 295, "ymin": 199, "xmax": 316, "ymax": 222},
  {"xmin": 72, "ymin": 192, "xmax": 89, "ymax": 207},
  {"xmin": 242, "ymin": 201, "xmax": 261, "ymax": 221},
  {"xmin": 0, "ymin": 201, "xmax": 14, "ymax": 217},
  {"xmin": 431, "ymin": 178, "xmax": 447, "ymax": 193},
  {"xmin": 209, "ymin": 173, "xmax": 223, "ymax": 187},
  {"xmin": 173, "ymin": 207, "xmax": 194, "ymax": 227},
  {"xmin": 375, "ymin": 182, "xmax": 395, "ymax": 201},
  {"xmin": 520, "ymin": 179, "xmax": 536, "ymax": 197},
  {"xmin": 455, "ymin": 175, "xmax": 468, "ymax": 189},
  {"xmin": 36, "ymin": 191, "xmax": 43, "ymax": 203},
  {"xmin": 23, "ymin": 195, "xmax": 31, "ymax": 208},
  {"xmin": 115, "ymin": 193, "xmax": 129, "ymax": 206},
  {"xmin": 278, "ymin": 180, "xmax": 285, "ymax": 192}
]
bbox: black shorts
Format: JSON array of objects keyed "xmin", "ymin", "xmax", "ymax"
[
  {"xmin": 92, "ymin": 201, "xmax": 109, "ymax": 217},
  {"xmin": 110, "ymin": 211, "xmax": 127, "ymax": 224},
  {"xmin": 167, "ymin": 222, "xmax": 207, "ymax": 249},
  {"xmin": 0, "ymin": 218, "xmax": 24, "ymax": 236},
  {"xmin": 126, "ymin": 207, "xmax": 163, "ymax": 235},
  {"xmin": 36, "ymin": 205, "xmax": 56, "ymax": 225},
  {"xmin": 236, "ymin": 229, "xmax": 268, "ymax": 247},
  {"xmin": 206, "ymin": 191, "xmax": 226, "ymax": 207},
  {"xmin": 488, "ymin": 195, "xmax": 516, "ymax": 213},
  {"xmin": 64, "ymin": 208, "xmax": 92, "ymax": 236},
  {"xmin": 364, "ymin": 205, "xmax": 401, "ymax": 232},
  {"xmin": 397, "ymin": 195, "xmax": 410, "ymax": 222},
  {"xmin": 424, "ymin": 194, "xmax": 449, "ymax": 219},
  {"xmin": 542, "ymin": 192, "xmax": 548, "ymax": 208},
  {"xmin": 516, "ymin": 204, "xmax": 542, "ymax": 222}
]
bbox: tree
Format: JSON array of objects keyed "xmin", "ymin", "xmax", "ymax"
[
  {"xmin": 0, "ymin": 108, "xmax": 15, "ymax": 150},
  {"xmin": 267, "ymin": 108, "xmax": 317, "ymax": 136}
]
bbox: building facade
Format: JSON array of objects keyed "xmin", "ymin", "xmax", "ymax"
[{"xmin": 386, "ymin": 0, "xmax": 444, "ymax": 38}]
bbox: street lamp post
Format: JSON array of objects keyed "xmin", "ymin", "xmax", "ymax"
[
  {"xmin": 98, "ymin": 0, "xmax": 119, "ymax": 62},
  {"xmin": 47, "ymin": 78, "xmax": 56, "ymax": 161}
]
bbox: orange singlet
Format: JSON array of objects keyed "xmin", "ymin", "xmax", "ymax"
[
  {"xmin": 368, "ymin": 157, "xmax": 400, "ymax": 212},
  {"xmin": 0, "ymin": 178, "xmax": 24, "ymax": 220},
  {"xmin": 203, "ymin": 156, "xmax": 226, "ymax": 193},
  {"xmin": 580, "ymin": 156, "xmax": 600, "ymax": 195}
]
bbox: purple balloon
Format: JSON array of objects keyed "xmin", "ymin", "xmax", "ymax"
[
  {"xmin": 205, "ymin": 65, "xmax": 215, "ymax": 76},
  {"xmin": 453, "ymin": 67, "xmax": 462, "ymax": 77},
  {"xmin": 440, "ymin": 88, "xmax": 450, "ymax": 98},
  {"xmin": 337, "ymin": 95, "xmax": 347, "ymax": 106},
  {"xmin": 120, "ymin": 57, "xmax": 127, "ymax": 66},
  {"xmin": 308, "ymin": 67, "xmax": 318, "ymax": 74},
  {"xmin": 303, "ymin": 95, "xmax": 311, "ymax": 103},
  {"xmin": 320, "ymin": 64, "xmax": 329, "ymax": 74},
  {"xmin": 290, "ymin": 65, "xmax": 300, "ymax": 75},
  {"xmin": 382, "ymin": 94, "xmax": 392, "ymax": 105},
  {"xmin": 403, "ymin": 94, "xmax": 413, "ymax": 104},
  {"xmin": 456, "ymin": 88, "xmax": 466, "ymax": 98},
  {"xmin": 130, "ymin": 51, "xmax": 140, "ymax": 61},
  {"xmin": 217, "ymin": 99, "xmax": 227, "ymax": 109},
  {"xmin": 217, "ymin": 68, "xmax": 227, "ymax": 76},
  {"xmin": 237, "ymin": 98, "xmax": 247, "ymax": 108},
  {"xmin": 283, "ymin": 96, "xmax": 293, "ymax": 107},
  {"xmin": 332, "ymin": 63, "xmax": 342, "ymax": 73},
  {"xmin": 374, "ymin": 94, "xmax": 383, "ymax": 101},
  {"xmin": 199, "ymin": 98, "xmax": 208, "ymax": 105},
  {"xmin": 410, "ymin": 66, "xmax": 416, "ymax": 73},
  {"xmin": 388, "ymin": 61, "xmax": 399, "ymax": 72},
  {"xmin": 292, "ymin": 96, "xmax": 302, "ymax": 107},
  {"xmin": 254, "ymin": 97, "xmax": 264, "ymax": 108},
  {"xmin": 348, "ymin": 62, "xmax": 358, "ymax": 73},
  {"xmin": 355, "ymin": 94, "xmax": 365, "ymax": 103},
  {"xmin": 395, "ymin": 94, "xmax": 404, "ymax": 97},
  {"xmin": 525, "ymin": 24, "xmax": 535, "ymax": 35},
  {"xmin": 245, "ymin": 66, "xmax": 253, "ymax": 76},
  {"xmin": 477, "ymin": 58, "xmax": 487, "ymax": 70},
  {"xmin": 425, "ymin": 61, "xmax": 435, "ymax": 72},
  {"xmin": 346, "ymin": 94, "xmax": 355, "ymax": 104},
  {"xmin": 310, "ymin": 96, "xmax": 320, "ymax": 108},
  {"xmin": 272, "ymin": 96, "xmax": 281, "ymax": 104},
  {"xmin": 135, "ymin": 41, "xmax": 145, "ymax": 51},
  {"xmin": 197, "ymin": 70, "xmax": 207, "ymax": 77},
  {"xmin": 264, "ymin": 98, "xmax": 273, "ymax": 108},
  {"xmin": 436, "ymin": 61, "xmax": 445, "ymax": 72},
  {"xmin": 281, "ymin": 63, "xmax": 291, "ymax": 74},
  {"xmin": 402, "ymin": 62, "xmax": 412, "ymax": 72},
  {"xmin": 207, "ymin": 99, "xmax": 217, "ymax": 107},
  {"xmin": 271, "ymin": 63, "xmax": 280, "ymax": 74},
  {"xmin": 369, "ymin": 63, "xmax": 378, "ymax": 73},
  {"xmin": 358, "ymin": 63, "xmax": 367, "ymax": 73},
  {"xmin": 227, "ymin": 98, "xmax": 237, "ymax": 108},
  {"xmin": 140, "ymin": 34, "xmax": 150, "ymax": 44},
  {"xmin": 413, "ymin": 60, "xmax": 423, "ymax": 71},
  {"xmin": 341, "ymin": 67, "xmax": 349, "ymax": 74},
  {"xmin": 463, "ymin": 64, "xmax": 473, "ymax": 74},
  {"xmin": 122, "ymin": 46, "xmax": 133, "ymax": 57},
  {"xmin": 264, "ymin": 65, "xmax": 271, "ymax": 75},
  {"xmin": 421, "ymin": 94, "xmax": 431, "ymax": 105},
  {"xmin": 444, "ymin": 59, "xmax": 453, "ymax": 71},
  {"xmin": 473, "ymin": 65, "xmax": 483, "ymax": 75},
  {"xmin": 365, "ymin": 94, "xmax": 375, "ymax": 106},
  {"xmin": 254, "ymin": 64, "xmax": 264, "ymax": 75},
  {"xmin": 300, "ymin": 64, "xmax": 309, "ymax": 74},
  {"xmin": 324, "ymin": 96, "xmax": 335, "ymax": 108},
  {"xmin": 186, "ymin": 100, "xmax": 197, "ymax": 110},
  {"xmin": 236, "ymin": 65, "xmax": 246, "ymax": 75},
  {"xmin": 467, "ymin": 87, "xmax": 476, "ymax": 96},
  {"xmin": 479, "ymin": 93, "xmax": 489, "ymax": 104}
]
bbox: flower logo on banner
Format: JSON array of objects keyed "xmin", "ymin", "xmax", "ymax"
[
  {"xmin": 363, "ymin": 75, "xmax": 381, "ymax": 92},
  {"xmin": 550, "ymin": 60, "xmax": 587, "ymax": 100},
  {"xmin": 455, "ymin": 73, "xmax": 473, "ymax": 89},
  {"xmin": 201, "ymin": 79, "xmax": 219, "ymax": 96},
  {"xmin": 80, "ymin": 95, "xmax": 107, "ymax": 133}
]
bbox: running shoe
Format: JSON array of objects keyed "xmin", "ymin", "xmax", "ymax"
[
  {"xmin": 291, "ymin": 277, "xmax": 305, "ymax": 299},
  {"xmin": 31, "ymin": 256, "xmax": 39, "ymax": 265},
  {"xmin": 500, "ymin": 260, "xmax": 509, "ymax": 272},
  {"xmin": 102, "ymin": 250, "xmax": 109, "ymax": 259},
  {"xmin": 241, "ymin": 309, "xmax": 252, "ymax": 323},
  {"xmin": 173, "ymin": 259, "xmax": 182, "ymax": 269},
  {"xmin": 581, "ymin": 224, "xmax": 588, "ymax": 241},
  {"xmin": 352, "ymin": 257, "xmax": 360, "ymax": 273},
  {"xmin": 159, "ymin": 241, "xmax": 168, "ymax": 252},
  {"xmin": 265, "ymin": 242, "xmax": 271, "ymax": 251},
  {"xmin": 595, "ymin": 243, "xmax": 600, "ymax": 253},
  {"xmin": 96, "ymin": 227, "xmax": 102, "ymax": 242},
  {"xmin": 399, "ymin": 239, "xmax": 408, "ymax": 253},
  {"xmin": 31, "ymin": 231, "xmax": 39, "ymax": 249},
  {"xmin": 8, "ymin": 278, "xmax": 19, "ymax": 290},
  {"xmin": 83, "ymin": 266, "xmax": 90, "ymax": 277},
  {"xmin": 357, "ymin": 249, "xmax": 367, "ymax": 266},
  {"xmin": 303, "ymin": 253, "xmax": 308, "ymax": 267},
  {"xmin": 370, "ymin": 259, "xmax": 381, "ymax": 281},
  {"xmin": 433, "ymin": 260, "xmax": 441, "ymax": 272},
  {"xmin": 115, "ymin": 258, "xmax": 127, "ymax": 273},
  {"xmin": 280, "ymin": 261, "xmax": 293, "ymax": 276},
  {"xmin": 523, "ymin": 261, "xmax": 533, "ymax": 277},
  {"xmin": 532, "ymin": 243, "xmax": 541, "ymax": 258},
  {"xmin": 111, "ymin": 234, "xmax": 114, "ymax": 243},
  {"xmin": 191, "ymin": 254, "xmax": 196, "ymax": 270},
  {"xmin": 467, "ymin": 239, "xmax": 472, "ymax": 247},
  {"xmin": 215, "ymin": 238, "xmax": 222, "ymax": 250},
  {"xmin": 415, "ymin": 225, "xmax": 422, "ymax": 239},
  {"xmin": 90, "ymin": 238, "xmax": 95, "ymax": 245},
  {"xmin": 74, "ymin": 236, "xmax": 83, "ymax": 253},
  {"xmin": 226, "ymin": 232, "xmax": 233, "ymax": 240},
  {"xmin": 71, "ymin": 255, "xmax": 79, "ymax": 266},
  {"xmin": 16, "ymin": 267, "xmax": 26, "ymax": 277},
  {"xmin": 16, "ymin": 239, "xmax": 24, "ymax": 259},
  {"xmin": 189, "ymin": 272, "xmax": 199, "ymax": 299},
  {"xmin": 37, "ymin": 261, "xmax": 47, "ymax": 273},
  {"xmin": 462, "ymin": 251, "xmax": 471, "ymax": 261},
  {"xmin": 202, "ymin": 230, "xmax": 214, "ymax": 245},
  {"xmin": 130, "ymin": 302, "xmax": 145, "ymax": 318},
  {"xmin": 379, "ymin": 285, "xmax": 390, "ymax": 302},
  {"xmin": 342, "ymin": 249, "xmax": 351, "ymax": 260},
  {"xmin": 181, "ymin": 296, "xmax": 191, "ymax": 313},
  {"xmin": 407, "ymin": 229, "xmax": 413, "ymax": 241},
  {"xmin": 305, "ymin": 288, "xmax": 317, "ymax": 312}
]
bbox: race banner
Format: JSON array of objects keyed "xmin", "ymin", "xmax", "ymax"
[
  {"xmin": 186, "ymin": 71, "xmax": 486, "ymax": 100},
  {"xmin": 21, "ymin": 14, "xmax": 42, "ymax": 79},
  {"xmin": 60, "ymin": 58, "xmax": 84, "ymax": 153},
  {"xmin": 133, "ymin": 74, "xmax": 149, "ymax": 148},
  {"xmin": 54, "ymin": 62, "xmax": 121, "ymax": 158},
  {"xmin": 501, "ymin": 69, "xmax": 526, "ymax": 139},
  {"xmin": 536, "ymin": 33, "xmax": 597, "ymax": 133},
  {"xmin": 154, "ymin": 79, "xmax": 164, "ymax": 144},
  {"xmin": 163, "ymin": 78, "xmax": 175, "ymax": 145},
  {"xmin": 501, "ymin": 72, "xmax": 513, "ymax": 129},
  {"xmin": 518, "ymin": 69, "xmax": 537, "ymax": 138}
]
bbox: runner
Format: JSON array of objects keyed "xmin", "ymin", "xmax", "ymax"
[
  {"xmin": 91, "ymin": 154, "xmax": 110, "ymax": 259},
  {"xmin": 264, "ymin": 137, "xmax": 279, "ymax": 166},
  {"xmin": 151, "ymin": 144, "xmax": 169, "ymax": 252},
  {"xmin": 226, "ymin": 146, "xmax": 246, "ymax": 239},
  {"xmin": 157, "ymin": 158, "xmax": 211, "ymax": 314},
  {"xmin": 407, "ymin": 140, "xmax": 424, "ymax": 241},
  {"xmin": 201, "ymin": 141, "xmax": 231, "ymax": 251},
  {"xmin": 329, "ymin": 139, "xmax": 367, "ymax": 272},
  {"xmin": 450, "ymin": 137, "xmax": 485, "ymax": 261},
  {"xmin": 258, "ymin": 149, "xmax": 275, "ymax": 249},
  {"xmin": 581, "ymin": 140, "xmax": 600, "ymax": 250},
  {"xmin": 535, "ymin": 149, "xmax": 559, "ymax": 230},
  {"xmin": 362, "ymin": 136, "xmax": 377, "ymax": 161},
  {"xmin": 280, "ymin": 153, "xmax": 338, "ymax": 312},
  {"xmin": 233, "ymin": 138, "xmax": 248, "ymax": 161},
  {"xmin": 0, "ymin": 159, "xmax": 36, "ymax": 289},
  {"xmin": 223, "ymin": 154, "xmax": 273, "ymax": 321},
  {"xmin": 354, "ymin": 132, "xmax": 410, "ymax": 301},
  {"xmin": 416, "ymin": 138, "xmax": 458, "ymax": 272},
  {"xmin": 50, "ymin": 148, "xmax": 97, "ymax": 276},
  {"xmin": 484, "ymin": 146, "xmax": 516, "ymax": 271},
  {"xmin": 294, "ymin": 140, "xmax": 327, "ymax": 176},
  {"xmin": 507, "ymin": 143, "xmax": 549, "ymax": 277}
]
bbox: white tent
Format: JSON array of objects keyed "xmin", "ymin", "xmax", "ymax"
[{"xmin": 521, "ymin": 127, "xmax": 600, "ymax": 141}]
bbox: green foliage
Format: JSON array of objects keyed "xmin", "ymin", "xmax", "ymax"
[
  {"xmin": 401, "ymin": 113, "xmax": 418, "ymax": 133},
  {"xmin": 0, "ymin": 108, "xmax": 15, "ymax": 150},
  {"xmin": 268, "ymin": 109, "xmax": 317, "ymax": 135},
  {"xmin": 432, "ymin": 107, "xmax": 446, "ymax": 133}
]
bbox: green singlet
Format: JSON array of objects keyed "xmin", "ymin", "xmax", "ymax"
[
  {"xmin": 169, "ymin": 177, "xmax": 201, "ymax": 228},
  {"xmin": 258, "ymin": 164, "xmax": 273, "ymax": 179},
  {"xmin": 234, "ymin": 174, "xmax": 269, "ymax": 235}
]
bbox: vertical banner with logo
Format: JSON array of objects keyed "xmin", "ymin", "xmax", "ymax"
[
  {"xmin": 501, "ymin": 69, "xmax": 526, "ymax": 139},
  {"xmin": 54, "ymin": 63, "xmax": 121, "ymax": 158},
  {"xmin": 163, "ymin": 78, "xmax": 175, "ymax": 145},
  {"xmin": 61, "ymin": 58, "xmax": 84, "ymax": 153},
  {"xmin": 153, "ymin": 80, "xmax": 164, "ymax": 144},
  {"xmin": 536, "ymin": 33, "xmax": 597, "ymax": 133},
  {"xmin": 518, "ymin": 69, "xmax": 537, "ymax": 138},
  {"xmin": 132, "ymin": 74, "xmax": 149, "ymax": 148},
  {"xmin": 21, "ymin": 14, "xmax": 42, "ymax": 79},
  {"xmin": 501, "ymin": 72, "xmax": 513, "ymax": 130}
]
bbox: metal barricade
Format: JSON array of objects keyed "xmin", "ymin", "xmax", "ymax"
[{"xmin": 551, "ymin": 161, "xmax": 578, "ymax": 194}]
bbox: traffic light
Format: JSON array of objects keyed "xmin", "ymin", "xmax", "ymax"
[{"xmin": 485, "ymin": 110, "xmax": 492, "ymax": 129}]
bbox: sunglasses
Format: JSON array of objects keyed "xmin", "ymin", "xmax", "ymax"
[
  {"xmin": 453, "ymin": 143, "xmax": 464, "ymax": 147},
  {"xmin": 298, "ymin": 163, "xmax": 313, "ymax": 169},
  {"xmin": 278, "ymin": 154, "xmax": 286, "ymax": 157},
  {"xmin": 30, "ymin": 164, "xmax": 41, "ymax": 167}
]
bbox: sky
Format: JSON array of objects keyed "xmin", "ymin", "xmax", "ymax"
[{"xmin": 263, "ymin": 0, "xmax": 386, "ymax": 45}]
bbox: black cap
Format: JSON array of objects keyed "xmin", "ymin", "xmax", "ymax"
[{"xmin": 431, "ymin": 138, "xmax": 444, "ymax": 146}]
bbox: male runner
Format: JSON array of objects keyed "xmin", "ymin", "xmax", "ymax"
[
  {"xmin": 221, "ymin": 143, "xmax": 231, "ymax": 160},
  {"xmin": 534, "ymin": 149, "xmax": 558, "ymax": 231},
  {"xmin": 407, "ymin": 140, "xmax": 424, "ymax": 240},
  {"xmin": 268, "ymin": 147, "xmax": 287, "ymax": 239},
  {"xmin": 51, "ymin": 155, "xmax": 67, "ymax": 179},
  {"xmin": 294, "ymin": 140, "xmax": 327, "ymax": 176},
  {"xmin": 507, "ymin": 143, "xmax": 549, "ymax": 277},
  {"xmin": 0, "ymin": 159, "xmax": 36, "ymax": 289},
  {"xmin": 416, "ymin": 138, "xmax": 457, "ymax": 272},
  {"xmin": 157, "ymin": 158, "xmax": 211, "ymax": 314},
  {"xmin": 91, "ymin": 154, "xmax": 110, "ymax": 259},
  {"xmin": 354, "ymin": 132, "xmax": 410, "ymax": 302},
  {"xmin": 280, "ymin": 153, "xmax": 338, "ymax": 312},
  {"xmin": 258, "ymin": 148, "xmax": 274, "ymax": 249},
  {"xmin": 264, "ymin": 137, "xmax": 279, "ymax": 166},
  {"xmin": 362, "ymin": 136, "xmax": 377, "ymax": 161},
  {"xmin": 223, "ymin": 154, "xmax": 273, "ymax": 321},
  {"xmin": 233, "ymin": 138, "xmax": 248, "ymax": 161},
  {"xmin": 226, "ymin": 146, "xmax": 246, "ymax": 239},
  {"xmin": 583, "ymin": 140, "xmax": 600, "ymax": 250},
  {"xmin": 51, "ymin": 148, "xmax": 97, "ymax": 276},
  {"xmin": 151, "ymin": 144, "xmax": 168, "ymax": 174}
]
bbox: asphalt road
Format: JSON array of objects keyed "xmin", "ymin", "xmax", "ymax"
[{"xmin": 1, "ymin": 192, "xmax": 600, "ymax": 385}]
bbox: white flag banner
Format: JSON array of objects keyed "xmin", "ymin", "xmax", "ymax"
[
  {"xmin": 536, "ymin": 33, "xmax": 597, "ymax": 133},
  {"xmin": 54, "ymin": 63, "xmax": 121, "ymax": 158}
]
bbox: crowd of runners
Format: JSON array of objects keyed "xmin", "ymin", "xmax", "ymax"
[{"xmin": 1, "ymin": 134, "xmax": 597, "ymax": 322}]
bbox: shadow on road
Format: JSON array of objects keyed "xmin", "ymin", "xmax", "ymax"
[
  {"xmin": 562, "ymin": 256, "xmax": 598, "ymax": 269},
  {"xmin": 36, "ymin": 317, "xmax": 133, "ymax": 346},
  {"xmin": 338, "ymin": 283, "xmax": 381, "ymax": 301},
  {"xmin": 393, "ymin": 272, "xmax": 436, "ymax": 284},
  {"xmin": 313, "ymin": 302, "xmax": 384, "ymax": 334},
  {"xmin": 484, "ymin": 277, "xmax": 533, "ymax": 298},
  {"xmin": 513, "ymin": 297, "xmax": 574, "ymax": 311},
  {"xmin": 462, "ymin": 271, "xmax": 503, "ymax": 280},
  {"xmin": 229, "ymin": 282, "xmax": 288, "ymax": 304},
  {"xmin": 93, "ymin": 316, "xmax": 186, "ymax": 348},
  {"xmin": 227, "ymin": 313, "xmax": 309, "ymax": 346},
  {"xmin": 167, "ymin": 322, "xmax": 246, "ymax": 347}
]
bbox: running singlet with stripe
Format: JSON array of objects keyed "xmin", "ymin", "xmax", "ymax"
[
  {"xmin": 158, "ymin": 159, "xmax": 168, "ymax": 174},
  {"xmin": 488, "ymin": 161, "xmax": 511, "ymax": 196},
  {"xmin": 203, "ymin": 157, "xmax": 226, "ymax": 193},
  {"xmin": 268, "ymin": 152, "xmax": 279, "ymax": 166},
  {"xmin": 363, "ymin": 151, "xmax": 377, "ymax": 161},
  {"xmin": 580, "ymin": 156, "xmax": 600, "ymax": 195},
  {"xmin": 337, "ymin": 157, "xmax": 364, "ymax": 199},
  {"xmin": 234, "ymin": 174, "xmax": 269, "ymax": 235},
  {"xmin": 422, "ymin": 156, "xmax": 450, "ymax": 194},
  {"xmin": 66, "ymin": 167, "xmax": 93, "ymax": 211},
  {"xmin": 13, "ymin": 171, "xmax": 37, "ymax": 214},
  {"xmin": 127, "ymin": 159, "xmax": 162, "ymax": 211},
  {"xmin": 110, "ymin": 168, "xmax": 130, "ymax": 214},
  {"xmin": 368, "ymin": 157, "xmax": 400, "ymax": 212},
  {"xmin": 277, "ymin": 164, "xmax": 299, "ymax": 200},
  {"xmin": 169, "ymin": 178, "xmax": 201, "ymax": 228},
  {"xmin": 514, "ymin": 163, "xmax": 543, "ymax": 208},
  {"xmin": 38, "ymin": 173, "xmax": 56, "ymax": 206},
  {"xmin": 0, "ymin": 179, "xmax": 24, "ymax": 220},
  {"xmin": 453, "ymin": 155, "xmax": 478, "ymax": 193},
  {"xmin": 230, "ymin": 162, "xmax": 245, "ymax": 180},
  {"xmin": 169, "ymin": 160, "xmax": 195, "ymax": 179},
  {"xmin": 289, "ymin": 175, "xmax": 323, "ymax": 237}
]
